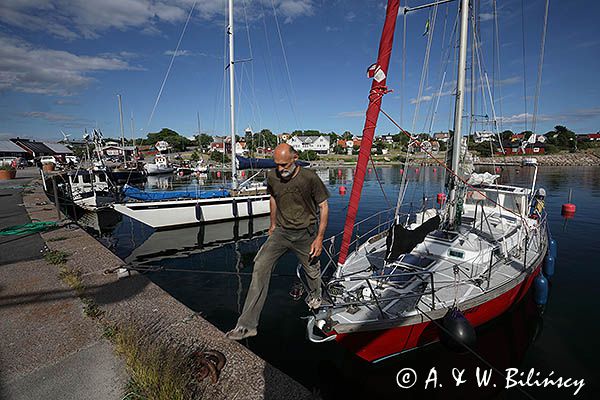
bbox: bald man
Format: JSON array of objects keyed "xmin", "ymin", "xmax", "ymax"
[{"xmin": 226, "ymin": 144, "xmax": 329, "ymax": 340}]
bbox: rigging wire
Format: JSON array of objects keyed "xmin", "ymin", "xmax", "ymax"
[
  {"xmin": 380, "ymin": 108, "xmax": 531, "ymax": 228},
  {"xmin": 144, "ymin": 1, "xmax": 197, "ymax": 133},
  {"xmin": 532, "ymin": 0, "xmax": 550, "ymax": 134},
  {"xmin": 401, "ymin": 0, "xmax": 408, "ymax": 125},
  {"xmin": 412, "ymin": 3, "xmax": 439, "ymax": 133},
  {"xmin": 270, "ymin": 0, "xmax": 301, "ymax": 128},
  {"xmin": 261, "ymin": 3, "xmax": 283, "ymax": 132},
  {"xmin": 520, "ymin": 0, "xmax": 528, "ymax": 132}
]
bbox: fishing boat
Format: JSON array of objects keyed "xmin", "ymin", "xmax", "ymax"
[
  {"xmin": 302, "ymin": 0, "xmax": 552, "ymax": 363},
  {"xmin": 113, "ymin": 1, "xmax": 272, "ymax": 229},
  {"xmin": 41, "ymin": 168, "xmax": 117, "ymax": 212},
  {"xmin": 144, "ymin": 154, "xmax": 175, "ymax": 175}
]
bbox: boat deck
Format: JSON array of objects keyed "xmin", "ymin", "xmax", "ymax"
[{"xmin": 322, "ymin": 205, "xmax": 546, "ymax": 331}]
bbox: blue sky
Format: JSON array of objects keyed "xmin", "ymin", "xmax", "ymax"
[{"xmin": 0, "ymin": 0, "xmax": 598, "ymax": 142}]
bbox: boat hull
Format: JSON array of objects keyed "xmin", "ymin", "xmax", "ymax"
[
  {"xmin": 113, "ymin": 195, "xmax": 271, "ymax": 229},
  {"xmin": 333, "ymin": 261, "xmax": 543, "ymax": 363}
]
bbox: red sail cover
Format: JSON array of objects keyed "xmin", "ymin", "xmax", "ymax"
[{"xmin": 338, "ymin": 0, "xmax": 401, "ymax": 266}]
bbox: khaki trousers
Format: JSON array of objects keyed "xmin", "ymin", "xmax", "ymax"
[{"xmin": 237, "ymin": 225, "xmax": 322, "ymax": 330}]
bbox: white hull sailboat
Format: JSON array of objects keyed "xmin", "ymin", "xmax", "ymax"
[{"xmin": 113, "ymin": 0, "xmax": 271, "ymax": 229}]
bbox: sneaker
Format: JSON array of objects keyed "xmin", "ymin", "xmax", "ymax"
[
  {"xmin": 307, "ymin": 297, "xmax": 322, "ymax": 310},
  {"xmin": 225, "ymin": 326, "xmax": 257, "ymax": 340}
]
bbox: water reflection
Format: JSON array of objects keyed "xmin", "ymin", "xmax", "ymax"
[{"xmin": 89, "ymin": 165, "xmax": 598, "ymax": 399}]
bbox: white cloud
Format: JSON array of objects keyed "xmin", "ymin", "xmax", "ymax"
[
  {"xmin": 164, "ymin": 49, "xmax": 193, "ymax": 57},
  {"xmin": 0, "ymin": 0, "xmax": 316, "ymax": 39},
  {"xmin": 499, "ymin": 107, "xmax": 600, "ymax": 126},
  {"xmin": 19, "ymin": 111, "xmax": 75, "ymax": 122},
  {"xmin": 0, "ymin": 35, "xmax": 137, "ymax": 96},
  {"xmin": 336, "ymin": 111, "xmax": 364, "ymax": 118},
  {"xmin": 345, "ymin": 12, "xmax": 356, "ymax": 22}
]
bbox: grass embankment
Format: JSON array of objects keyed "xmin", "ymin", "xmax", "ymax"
[{"xmin": 44, "ymin": 249, "xmax": 198, "ymax": 399}]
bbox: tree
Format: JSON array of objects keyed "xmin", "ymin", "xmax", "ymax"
[
  {"xmin": 196, "ymin": 134, "xmax": 213, "ymax": 151},
  {"xmin": 342, "ymin": 131, "xmax": 353, "ymax": 140},
  {"xmin": 545, "ymin": 125, "xmax": 576, "ymax": 149},
  {"xmin": 190, "ymin": 150, "xmax": 200, "ymax": 162},
  {"xmin": 146, "ymin": 128, "xmax": 191, "ymax": 152},
  {"xmin": 210, "ymin": 151, "xmax": 230, "ymax": 163},
  {"xmin": 500, "ymin": 130, "xmax": 514, "ymax": 142},
  {"xmin": 298, "ymin": 150, "xmax": 318, "ymax": 161}
]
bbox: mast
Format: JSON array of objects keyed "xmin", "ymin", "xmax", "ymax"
[
  {"xmin": 337, "ymin": 0, "xmax": 401, "ymax": 266},
  {"xmin": 446, "ymin": 0, "xmax": 470, "ymax": 227},
  {"xmin": 118, "ymin": 94, "xmax": 125, "ymax": 149},
  {"xmin": 228, "ymin": 0, "xmax": 238, "ymax": 189}
]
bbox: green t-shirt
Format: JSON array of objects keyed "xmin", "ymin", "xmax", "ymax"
[{"xmin": 267, "ymin": 167, "xmax": 330, "ymax": 229}]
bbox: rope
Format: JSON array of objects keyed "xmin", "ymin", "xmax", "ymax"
[
  {"xmin": 270, "ymin": 0, "xmax": 300, "ymax": 128},
  {"xmin": 520, "ymin": 0, "xmax": 528, "ymax": 132},
  {"xmin": 369, "ymin": 157, "xmax": 392, "ymax": 208},
  {"xmin": 531, "ymin": 0, "xmax": 550, "ymax": 134},
  {"xmin": 144, "ymin": 1, "xmax": 197, "ymax": 132},
  {"xmin": 0, "ymin": 221, "xmax": 58, "ymax": 236}
]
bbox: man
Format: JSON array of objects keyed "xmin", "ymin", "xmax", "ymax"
[{"xmin": 226, "ymin": 143, "xmax": 329, "ymax": 340}]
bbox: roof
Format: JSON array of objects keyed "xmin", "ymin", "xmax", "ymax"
[
  {"xmin": 11, "ymin": 139, "xmax": 54, "ymax": 155},
  {"xmin": 0, "ymin": 140, "xmax": 27, "ymax": 153},
  {"xmin": 43, "ymin": 142, "xmax": 74, "ymax": 154}
]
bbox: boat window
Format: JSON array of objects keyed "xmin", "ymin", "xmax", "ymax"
[
  {"xmin": 448, "ymin": 249, "xmax": 464, "ymax": 259},
  {"xmin": 400, "ymin": 254, "xmax": 435, "ymax": 269},
  {"xmin": 82, "ymin": 174, "xmax": 91, "ymax": 183},
  {"xmin": 97, "ymin": 174, "xmax": 106, "ymax": 182},
  {"xmin": 428, "ymin": 230, "xmax": 458, "ymax": 242}
]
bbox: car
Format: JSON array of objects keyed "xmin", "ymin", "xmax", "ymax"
[
  {"xmin": 16, "ymin": 158, "xmax": 29, "ymax": 169},
  {"xmin": 65, "ymin": 155, "xmax": 79, "ymax": 165},
  {"xmin": 39, "ymin": 156, "xmax": 57, "ymax": 165},
  {"xmin": 0, "ymin": 157, "xmax": 17, "ymax": 167}
]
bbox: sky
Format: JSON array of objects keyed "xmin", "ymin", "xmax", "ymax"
[{"xmin": 0, "ymin": 0, "xmax": 598, "ymax": 142}]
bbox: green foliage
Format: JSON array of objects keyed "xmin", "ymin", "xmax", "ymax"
[
  {"xmin": 196, "ymin": 133, "xmax": 213, "ymax": 150},
  {"xmin": 333, "ymin": 144, "xmax": 346, "ymax": 155},
  {"xmin": 342, "ymin": 131, "xmax": 353, "ymax": 140},
  {"xmin": 298, "ymin": 150, "xmax": 318, "ymax": 161},
  {"xmin": 44, "ymin": 250, "xmax": 69, "ymax": 265},
  {"xmin": 190, "ymin": 150, "xmax": 200, "ymax": 162},
  {"xmin": 500, "ymin": 130, "xmax": 514, "ymax": 141},
  {"xmin": 210, "ymin": 151, "xmax": 230, "ymax": 163},
  {"xmin": 0, "ymin": 164, "xmax": 15, "ymax": 171},
  {"xmin": 146, "ymin": 128, "xmax": 191, "ymax": 152},
  {"xmin": 245, "ymin": 129, "xmax": 277, "ymax": 151},
  {"xmin": 467, "ymin": 141, "xmax": 493, "ymax": 157},
  {"xmin": 544, "ymin": 143, "xmax": 559, "ymax": 154},
  {"xmin": 544, "ymin": 125, "xmax": 577, "ymax": 149}
]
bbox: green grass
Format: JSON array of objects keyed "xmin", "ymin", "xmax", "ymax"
[
  {"xmin": 44, "ymin": 250, "xmax": 69, "ymax": 265},
  {"xmin": 112, "ymin": 325, "xmax": 197, "ymax": 400},
  {"xmin": 58, "ymin": 264, "xmax": 84, "ymax": 294}
]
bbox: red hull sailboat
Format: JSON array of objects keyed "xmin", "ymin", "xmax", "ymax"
[{"xmin": 301, "ymin": 0, "xmax": 551, "ymax": 363}]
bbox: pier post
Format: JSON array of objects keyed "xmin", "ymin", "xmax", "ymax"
[{"xmin": 51, "ymin": 175, "xmax": 61, "ymax": 220}]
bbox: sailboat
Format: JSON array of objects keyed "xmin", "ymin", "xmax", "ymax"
[
  {"xmin": 113, "ymin": 0, "xmax": 270, "ymax": 229},
  {"xmin": 302, "ymin": 0, "xmax": 551, "ymax": 363}
]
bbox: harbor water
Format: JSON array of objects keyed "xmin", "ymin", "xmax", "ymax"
[{"xmin": 87, "ymin": 165, "xmax": 599, "ymax": 399}]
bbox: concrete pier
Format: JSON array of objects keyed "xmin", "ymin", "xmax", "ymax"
[{"xmin": 0, "ymin": 169, "xmax": 314, "ymax": 399}]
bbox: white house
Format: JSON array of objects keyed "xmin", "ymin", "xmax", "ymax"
[
  {"xmin": 473, "ymin": 131, "xmax": 495, "ymax": 143},
  {"xmin": 287, "ymin": 135, "xmax": 330, "ymax": 154}
]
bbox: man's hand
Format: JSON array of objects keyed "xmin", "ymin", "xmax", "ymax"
[
  {"xmin": 268, "ymin": 225, "xmax": 276, "ymax": 236},
  {"xmin": 309, "ymin": 235, "xmax": 324, "ymax": 259}
]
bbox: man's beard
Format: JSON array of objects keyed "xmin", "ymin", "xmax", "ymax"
[{"xmin": 276, "ymin": 163, "xmax": 297, "ymax": 181}]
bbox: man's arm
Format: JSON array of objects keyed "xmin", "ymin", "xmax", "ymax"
[
  {"xmin": 268, "ymin": 195, "xmax": 277, "ymax": 235},
  {"xmin": 310, "ymin": 200, "xmax": 328, "ymax": 258}
]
